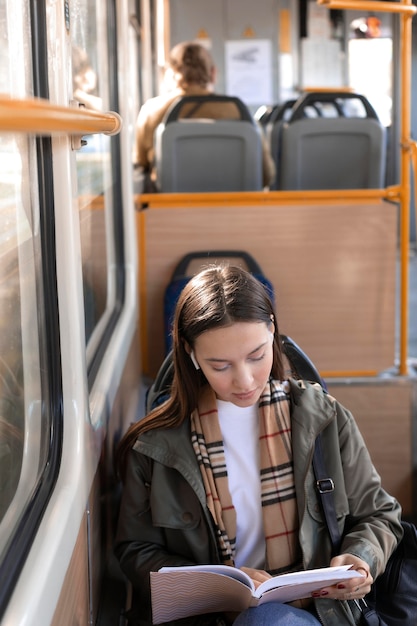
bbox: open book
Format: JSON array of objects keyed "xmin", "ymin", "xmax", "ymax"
[{"xmin": 150, "ymin": 563, "xmax": 363, "ymax": 624}]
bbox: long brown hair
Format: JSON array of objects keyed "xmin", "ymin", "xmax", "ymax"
[{"xmin": 116, "ymin": 264, "xmax": 284, "ymax": 479}]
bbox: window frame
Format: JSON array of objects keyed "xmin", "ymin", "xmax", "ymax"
[{"xmin": 0, "ymin": 0, "xmax": 64, "ymax": 617}]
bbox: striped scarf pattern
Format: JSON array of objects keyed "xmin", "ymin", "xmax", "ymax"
[{"xmin": 191, "ymin": 380, "xmax": 301, "ymax": 574}]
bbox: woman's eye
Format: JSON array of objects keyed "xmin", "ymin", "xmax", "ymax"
[
  {"xmin": 212, "ymin": 365, "xmax": 229, "ymax": 372},
  {"xmin": 249, "ymin": 353, "xmax": 265, "ymax": 362}
]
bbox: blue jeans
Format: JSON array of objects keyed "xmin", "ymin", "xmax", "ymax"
[{"xmin": 232, "ymin": 602, "xmax": 321, "ymax": 625}]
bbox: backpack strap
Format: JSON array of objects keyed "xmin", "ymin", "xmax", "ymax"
[
  {"xmin": 312, "ymin": 433, "xmax": 341, "ymax": 555},
  {"xmin": 313, "ymin": 434, "xmax": 383, "ymax": 626}
]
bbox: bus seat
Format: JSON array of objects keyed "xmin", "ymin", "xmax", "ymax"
[
  {"xmin": 266, "ymin": 98, "xmax": 327, "ymax": 189},
  {"xmin": 254, "ymin": 104, "xmax": 280, "ymax": 129},
  {"xmin": 154, "ymin": 95, "xmax": 263, "ymax": 192},
  {"xmin": 277, "ymin": 91, "xmax": 387, "ymax": 190},
  {"xmin": 265, "ymin": 99, "xmax": 297, "ymax": 190}
]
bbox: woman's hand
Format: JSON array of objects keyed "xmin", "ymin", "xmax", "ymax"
[
  {"xmin": 239, "ymin": 566, "xmax": 272, "ymax": 589},
  {"xmin": 311, "ymin": 553, "xmax": 373, "ymax": 601}
]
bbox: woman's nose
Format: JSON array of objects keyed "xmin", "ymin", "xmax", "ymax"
[{"xmin": 233, "ymin": 364, "xmax": 254, "ymax": 389}]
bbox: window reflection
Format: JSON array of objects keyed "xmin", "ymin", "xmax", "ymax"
[
  {"xmin": 0, "ymin": 135, "xmax": 46, "ymax": 549},
  {"xmin": 72, "ymin": 45, "xmax": 103, "ymax": 111},
  {"xmin": 71, "ymin": 0, "xmax": 114, "ymax": 346},
  {"xmin": 0, "ymin": 248, "xmax": 24, "ymax": 523}
]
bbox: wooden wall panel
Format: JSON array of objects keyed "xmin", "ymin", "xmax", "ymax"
[
  {"xmin": 51, "ymin": 474, "xmax": 102, "ymax": 626},
  {"xmin": 326, "ymin": 378, "xmax": 417, "ymax": 518},
  {"xmin": 139, "ymin": 199, "xmax": 397, "ymax": 378},
  {"xmin": 51, "ymin": 514, "xmax": 89, "ymax": 626}
]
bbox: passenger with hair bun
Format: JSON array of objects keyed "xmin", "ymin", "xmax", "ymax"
[
  {"xmin": 115, "ymin": 264, "xmax": 402, "ymax": 626},
  {"xmin": 134, "ymin": 41, "xmax": 275, "ymax": 189}
]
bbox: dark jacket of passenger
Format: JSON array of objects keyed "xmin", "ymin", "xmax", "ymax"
[{"xmin": 115, "ymin": 378, "xmax": 403, "ymax": 626}]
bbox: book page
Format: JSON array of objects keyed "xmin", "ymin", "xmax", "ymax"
[
  {"xmin": 256, "ymin": 566, "xmax": 363, "ymax": 604},
  {"xmin": 255, "ymin": 564, "xmax": 361, "ymax": 598},
  {"xmin": 151, "ymin": 564, "xmax": 364, "ymax": 624},
  {"xmin": 151, "ymin": 571, "xmax": 253, "ymax": 624},
  {"xmin": 159, "ymin": 563, "xmax": 254, "ymax": 590}
]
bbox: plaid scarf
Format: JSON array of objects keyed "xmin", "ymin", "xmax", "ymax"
[{"xmin": 191, "ymin": 379, "xmax": 301, "ymax": 574}]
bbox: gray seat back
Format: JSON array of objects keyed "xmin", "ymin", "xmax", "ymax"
[
  {"xmin": 155, "ymin": 119, "xmax": 263, "ymax": 192},
  {"xmin": 277, "ymin": 91, "xmax": 387, "ymax": 190},
  {"xmin": 279, "ymin": 117, "xmax": 386, "ymax": 190},
  {"xmin": 154, "ymin": 94, "xmax": 263, "ymax": 192}
]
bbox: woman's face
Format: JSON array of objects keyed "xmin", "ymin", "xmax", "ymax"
[{"xmin": 192, "ymin": 321, "xmax": 274, "ymax": 407}]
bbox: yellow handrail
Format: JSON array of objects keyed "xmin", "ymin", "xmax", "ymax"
[
  {"xmin": 410, "ymin": 140, "xmax": 417, "ymax": 242},
  {"xmin": 318, "ymin": 0, "xmax": 417, "ymax": 16},
  {"xmin": 138, "ymin": 188, "xmax": 398, "ymax": 209},
  {"xmin": 0, "ymin": 94, "xmax": 122, "ymax": 136},
  {"xmin": 398, "ymin": 4, "xmax": 413, "ymax": 375}
]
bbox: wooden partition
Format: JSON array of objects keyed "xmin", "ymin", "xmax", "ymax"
[
  {"xmin": 52, "ymin": 511, "xmax": 89, "ymax": 626},
  {"xmin": 137, "ymin": 193, "xmax": 398, "ymax": 379},
  {"xmin": 326, "ymin": 377, "xmax": 417, "ymax": 519}
]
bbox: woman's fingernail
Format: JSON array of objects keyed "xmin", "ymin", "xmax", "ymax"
[
  {"xmin": 337, "ymin": 584, "xmax": 346, "ymax": 589},
  {"xmin": 320, "ymin": 590, "xmax": 329, "ymax": 596}
]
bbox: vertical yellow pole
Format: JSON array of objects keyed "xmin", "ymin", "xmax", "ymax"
[
  {"xmin": 399, "ymin": 4, "xmax": 413, "ymax": 375},
  {"xmin": 317, "ymin": 0, "xmax": 416, "ymax": 377},
  {"xmin": 138, "ymin": 208, "xmax": 149, "ymax": 375}
]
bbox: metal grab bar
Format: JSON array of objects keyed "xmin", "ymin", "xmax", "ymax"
[
  {"xmin": 409, "ymin": 140, "xmax": 417, "ymax": 242},
  {"xmin": 137, "ymin": 188, "xmax": 399, "ymax": 209},
  {"xmin": 318, "ymin": 0, "xmax": 417, "ymax": 16},
  {"xmin": 0, "ymin": 95, "xmax": 122, "ymax": 136}
]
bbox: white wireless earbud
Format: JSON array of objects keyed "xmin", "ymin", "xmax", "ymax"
[{"xmin": 190, "ymin": 350, "xmax": 200, "ymax": 370}]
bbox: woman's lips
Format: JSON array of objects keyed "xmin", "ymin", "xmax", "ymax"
[{"xmin": 233, "ymin": 389, "xmax": 257, "ymax": 401}]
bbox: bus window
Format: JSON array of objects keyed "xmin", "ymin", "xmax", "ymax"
[
  {"xmin": 0, "ymin": 3, "xmax": 49, "ymax": 552},
  {"xmin": 0, "ymin": 133, "xmax": 50, "ymax": 530},
  {"xmin": 349, "ymin": 16, "xmax": 393, "ymax": 127},
  {"xmin": 70, "ymin": 0, "xmax": 115, "ymax": 347}
]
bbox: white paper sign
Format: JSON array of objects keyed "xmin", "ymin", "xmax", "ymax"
[
  {"xmin": 301, "ymin": 39, "xmax": 343, "ymax": 88},
  {"xmin": 225, "ymin": 39, "xmax": 273, "ymax": 105}
]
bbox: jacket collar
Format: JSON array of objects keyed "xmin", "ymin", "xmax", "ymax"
[
  {"xmin": 135, "ymin": 378, "xmax": 337, "ymax": 504},
  {"xmin": 134, "ymin": 418, "xmax": 207, "ymax": 503}
]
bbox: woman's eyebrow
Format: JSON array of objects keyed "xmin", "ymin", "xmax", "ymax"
[{"xmin": 204, "ymin": 341, "xmax": 268, "ymax": 363}]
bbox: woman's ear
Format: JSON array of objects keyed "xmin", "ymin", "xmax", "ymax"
[
  {"xmin": 184, "ymin": 342, "xmax": 200, "ymax": 370},
  {"xmin": 190, "ymin": 351, "xmax": 200, "ymax": 370}
]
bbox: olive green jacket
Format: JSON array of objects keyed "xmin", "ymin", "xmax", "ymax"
[{"xmin": 115, "ymin": 378, "xmax": 403, "ymax": 626}]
